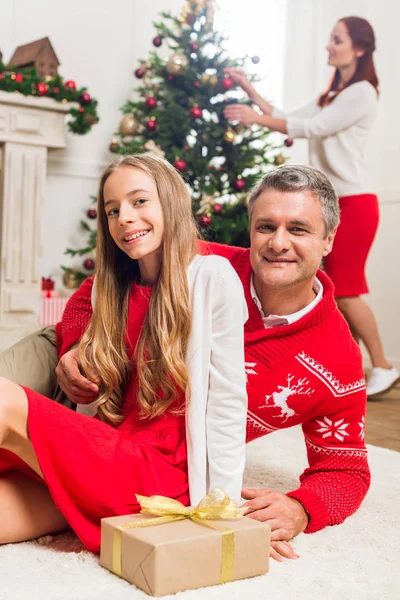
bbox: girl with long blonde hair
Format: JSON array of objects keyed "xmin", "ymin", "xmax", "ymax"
[{"xmin": 0, "ymin": 154, "xmax": 248, "ymax": 552}]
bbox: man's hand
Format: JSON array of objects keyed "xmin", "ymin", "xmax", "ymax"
[
  {"xmin": 56, "ymin": 347, "xmax": 100, "ymax": 405},
  {"xmin": 242, "ymin": 488, "xmax": 309, "ymax": 561}
]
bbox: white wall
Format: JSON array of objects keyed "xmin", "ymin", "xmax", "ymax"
[{"xmin": 282, "ymin": 0, "xmax": 400, "ymax": 368}]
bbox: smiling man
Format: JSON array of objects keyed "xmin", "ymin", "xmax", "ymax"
[{"xmin": 0, "ymin": 164, "xmax": 369, "ymax": 562}]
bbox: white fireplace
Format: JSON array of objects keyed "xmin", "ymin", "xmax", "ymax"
[{"xmin": 0, "ymin": 91, "xmax": 73, "ymax": 350}]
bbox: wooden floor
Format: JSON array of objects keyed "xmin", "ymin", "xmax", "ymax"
[{"xmin": 366, "ymin": 379, "xmax": 400, "ymax": 451}]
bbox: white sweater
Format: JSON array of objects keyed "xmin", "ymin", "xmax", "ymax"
[
  {"xmin": 273, "ymin": 81, "xmax": 378, "ymax": 197},
  {"xmin": 78, "ymin": 254, "xmax": 248, "ymax": 505}
]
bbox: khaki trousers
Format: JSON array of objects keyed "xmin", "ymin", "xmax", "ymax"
[{"xmin": 0, "ymin": 326, "xmax": 73, "ymax": 409}]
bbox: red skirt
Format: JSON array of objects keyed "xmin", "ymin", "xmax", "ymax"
[
  {"xmin": 324, "ymin": 194, "xmax": 379, "ymax": 297},
  {"xmin": 0, "ymin": 386, "xmax": 188, "ymax": 553}
]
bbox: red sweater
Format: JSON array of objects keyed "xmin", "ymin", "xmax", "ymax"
[{"xmin": 56, "ymin": 242, "xmax": 370, "ymax": 534}]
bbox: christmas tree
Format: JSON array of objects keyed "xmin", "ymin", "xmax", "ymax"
[{"xmin": 62, "ymin": 0, "xmax": 290, "ymax": 287}]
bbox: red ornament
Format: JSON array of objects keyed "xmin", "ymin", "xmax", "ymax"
[
  {"xmin": 174, "ymin": 159, "xmax": 187, "ymax": 172},
  {"xmin": 36, "ymin": 82, "xmax": 48, "ymax": 96},
  {"xmin": 79, "ymin": 107, "xmax": 84, "ymax": 113},
  {"xmin": 284, "ymin": 137, "xmax": 294, "ymax": 147},
  {"xmin": 65, "ymin": 80, "xmax": 76, "ymax": 90},
  {"xmin": 53, "ymin": 87, "xmax": 60, "ymax": 94},
  {"xmin": 233, "ymin": 178, "xmax": 246, "ymax": 191},
  {"xmin": 186, "ymin": 14, "xmax": 195, "ymax": 25},
  {"xmin": 194, "ymin": 81, "xmax": 199, "ymax": 87},
  {"xmin": 221, "ymin": 77, "xmax": 234, "ymax": 91},
  {"xmin": 146, "ymin": 118, "xmax": 157, "ymax": 132},
  {"xmin": 135, "ymin": 68, "xmax": 145, "ymax": 79},
  {"xmin": 190, "ymin": 42, "xmax": 199, "ymax": 52},
  {"xmin": 251, "ymin": 55, "xmax": 260, "ymax": 64},
  {"xmin": 83, "ymin": 258, "xmax": 95, "ymax": 271},
  {"xmin": 213, "ymin": 203, "xmax": 223, "ymax": 214},
  {"xmin": 146, "ymin": 97, "xmax": 157, "ymax": 109},
  {"xmin": 87, "ymin": 208, "xmax": 97, "ymax": 219},
  {"xmin": 190, "ymin": 106, "xmax": 202, "ymax": 119},
  {"xmin": 198, "ymin": 214, "xmax": 212, "ymax": 227},
  {"xmin": 0, "ymin": 73, "xmax": 3, "ymax": 80},
  {"xmin": 15, "ymin": 73, "xmax": 24, "ymax": 83},
  {"xmin": 153, "ymin": 36, "xmax": 163, "ymax": 47},
  {"xmin": 79, "ymin": 92, "xmax": 91, "ymax": 105}
]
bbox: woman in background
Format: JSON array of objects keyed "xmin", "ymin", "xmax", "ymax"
[{"xmin": 224, "ymin": 16, "xmax": 398, "ymax": 397}]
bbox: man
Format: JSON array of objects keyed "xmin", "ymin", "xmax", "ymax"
[{"xmin": 0, "ymin": 165, "xmax": 369, "ymax": 561}]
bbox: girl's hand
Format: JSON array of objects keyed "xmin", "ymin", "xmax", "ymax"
[
  {"xmin": 224, "ymin": 67, "xmax": 253, "ymax": 94},
  {"xmin": 224, "ymin": 103, "xmax": 260, "ymax": 125}
]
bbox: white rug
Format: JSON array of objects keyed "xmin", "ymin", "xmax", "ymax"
[{"xmin": 1, "ymin": 427, "xmax": 399, "ymax": 600}]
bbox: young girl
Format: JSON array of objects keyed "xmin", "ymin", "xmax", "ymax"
[
  {"xmin": 224, "ymin": 16, "xmax": 398, "ymax": 397},
  {"xmin": 0, "ymin": 154, "xmax": 248, "ymax": 552}
]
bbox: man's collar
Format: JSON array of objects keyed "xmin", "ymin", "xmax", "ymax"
[{"xmin": 250, "ymin": 275, "xmax": 324, "ymax": 328}]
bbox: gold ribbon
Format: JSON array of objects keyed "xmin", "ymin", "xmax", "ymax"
[{"xmin": 112, "ymin": 488, "xmax": 245, "ymax": 583}]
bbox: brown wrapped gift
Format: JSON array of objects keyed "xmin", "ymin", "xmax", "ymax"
[{"xmin": 100, "ymin": 490, "xmax": 270, "ymax": 596}]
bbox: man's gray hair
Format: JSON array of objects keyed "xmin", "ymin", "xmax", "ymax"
[{"xmin": 248, "ymin": 164, "xmax": 340, "ymax": 236}]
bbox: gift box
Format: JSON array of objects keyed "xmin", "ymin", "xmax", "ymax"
[
  {"xmin": 39, "ymin": 297, "xmax": 69, "ymax": 326},
  {"xmin": 100, "ymin": 490, "xmax": 270, "ymax": 597}
]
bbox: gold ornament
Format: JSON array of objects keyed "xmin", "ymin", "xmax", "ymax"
[
  {"xmin": 166, "ymin": 52, "xmax": 189, "ymax": 75},
  {"xmin": 274, "ymin": 153, "xmax": 286, "ymax": 166},
  {"xmin": 62, "ymin": 270, "xmax": 80, "ymax": 290},
  {"xmin": 200, "ymin": 72, "xmax": 218, "ymax": 86},
  {"xmin": 119, "ymin": 114, "xmax": 139, "ymax": 136},
  {"xmin": 224, "ymin": 128, "xmax": 236, "ymax": 143}
]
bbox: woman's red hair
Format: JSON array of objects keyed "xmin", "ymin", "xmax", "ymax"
[{"xmin": 319, "ymin": 16, "xmax": 379, "ymax": 107}]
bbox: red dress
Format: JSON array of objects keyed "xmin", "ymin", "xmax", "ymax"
[
  {"xmin": 0, "ymin": 282, "xmax": 189, "ymax": 552},
  {"xmin": 323, "ymin": 193, "xmax": 379, "ymax": 297}
]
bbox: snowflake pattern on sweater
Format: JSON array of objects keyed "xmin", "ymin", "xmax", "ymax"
[{"xmin": 56, "ymin": 242, "xmax": 370, "ymax": 534}]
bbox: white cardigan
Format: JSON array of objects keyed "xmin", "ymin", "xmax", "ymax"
[
  {"xmin": 78, "ymin": 254, "xmax": 248, "ymax": 505},
  {"xmin": 273, "ymin": 81, "xmax": 378, "ymax": 197}
]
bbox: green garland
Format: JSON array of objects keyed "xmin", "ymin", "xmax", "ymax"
[{"xmin": 0, "ymin": 61, "xmax": 99, "ymax": 135}]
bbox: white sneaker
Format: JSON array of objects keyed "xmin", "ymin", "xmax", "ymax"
[{"xmin": 366, "ymin": 367, "xmax": 400, "ymax": 397}]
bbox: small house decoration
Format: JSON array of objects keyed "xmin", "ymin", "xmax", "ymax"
[{"xmin": 8, "ymin": 37, "xmax": 60, "ymax": 79}]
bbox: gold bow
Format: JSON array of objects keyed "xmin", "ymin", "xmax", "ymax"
[{"xmin": 112, "ymin": 488, "xmax": 245, "ymax": 583}]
